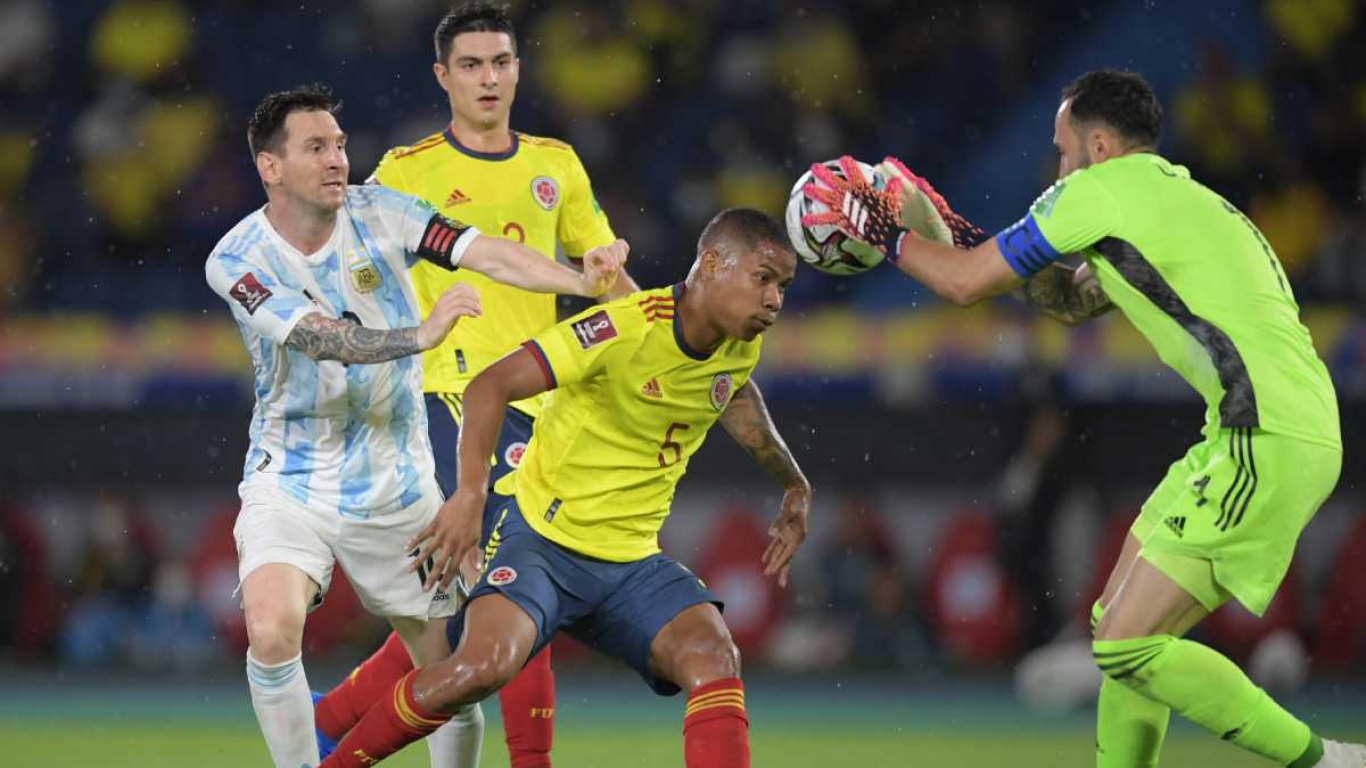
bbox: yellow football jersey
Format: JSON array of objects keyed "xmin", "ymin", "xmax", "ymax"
[
  {"xmin": 371, "ymin": 128, "xmax": 616, "ymax": 418},
  {"xmin": 514, "ymin": 284, "xmax": 762, "ymax": 562}
]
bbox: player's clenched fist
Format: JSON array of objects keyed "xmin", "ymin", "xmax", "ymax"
[
  {"xmin": 578, "ymin": 238, "xmax": 629, "ymax": 298},
  {"xmin": 417, "ymin": 283, "xmax": 482, "ymax": 351}
]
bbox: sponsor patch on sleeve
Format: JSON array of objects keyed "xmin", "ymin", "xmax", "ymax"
[
  {"xmin": 229, "ymin": 272, "xmax": 272, "ymax": 315},
  {"xmin": 571, "ymin": 310, "xmax": 618, "ymax": 350}
]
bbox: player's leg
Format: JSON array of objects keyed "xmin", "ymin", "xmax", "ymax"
[
  {"xmin": 486, "ymin": 408, "xmax": 558, "ymax": 768},
  {"xmin": 329, "ymin": 478, "xmax": 490, "ymax": 768},
  {"xmin": 651, "ymin": 604, "xmax": 748, "ymax": 768},
  {"xmin": 242, "ymin": 563, "xmax": 324, "ymax": 767},
  {"xmin": 390, "ymin": 614, "xmax": 484, "ymax": 768},
  {"xmin": 236, "ymin": 489, "xmax": 335, "ymax": 768},
  {"xmin": 321, "ymin": 501, "xmax": 576, "ymax": 768},
  {"xmin": 314, "ymin": 392, "xmax": 461, "ymax": 746},
  {"xmin": 1094, "ymin": 430, "xmax": 1353, "ymax": 767},
  {"xmin": 1094, "ymin": 523, "xmax": 1172, "ymax": 766},
  {"xmin": 574, "ymin": 553, "xmax": 745, "ymax": 768}
]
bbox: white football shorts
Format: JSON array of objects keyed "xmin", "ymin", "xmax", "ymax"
[{"xmin": 233, "ymin": 477, "xmax": 458, "ymax": 620}]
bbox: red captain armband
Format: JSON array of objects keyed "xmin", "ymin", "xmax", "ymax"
[{"xmin": 416, "ymin": 214, "xmax": 479, "ymax": 270}]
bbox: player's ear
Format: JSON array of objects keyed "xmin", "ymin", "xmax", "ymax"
[
  {"xmin": 698, "ymin": 248, "xmax": 721, "ymax": 279},
  {"xmin": 256, "ymin": 151, "xmax": 280, "ymax": 186},
  {"xmin": 433, "ymin": 61, "xmax": 449, "ymax": 92}
]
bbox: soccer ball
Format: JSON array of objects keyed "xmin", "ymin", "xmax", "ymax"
[{"xmin": 784, "ymin": 159, "xmax": 888, "ymax": 276}]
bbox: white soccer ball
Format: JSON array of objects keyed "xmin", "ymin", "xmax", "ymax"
[{"xmin": 784, "ymin": 158, "xmax": 888, "ymax": 276}]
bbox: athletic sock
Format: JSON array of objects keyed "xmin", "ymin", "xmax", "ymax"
[
  {"xmin": 247, "ymin": 650, "xmax": 320, "ymax": 767},
  {"xmin": 321, "ymin": 670, "xmax": 450, "ymax": 768},
  {"xmin": 1094, "ymin": 634, "xmax": 1316, "ymax": 764},
  {"xmin": 1091, "ymin": 602, "xmax": 1171, "ymax": 767},
  {"xmin": 315, "ymin": 631, "xmax": 414, "ymax": 741},
  {"xmin": 682, "ymin": 677, "xmax": 750, "ymax": 768},
  {"xmin": 500, "ymin": 645, "xmax": 555, "ymax": 768},
  {"xmin": 426, "ymin": 702, "xmax": 485, "ymax": 768}
]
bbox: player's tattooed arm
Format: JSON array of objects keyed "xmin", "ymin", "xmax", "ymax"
[
  {"xmin": 1017, "ymin": 261, "xmax": 1114, "ymax": 327},
  {"xmin": 285, "ymin": 312, "xmax": 421, "ymax": 363},
  {"xmin": 720, "ymin": 381, "xmax": 808, "ymax": 490},
  {"xmin": 721, "ymin": 380, "xmax": 811, "ymax": 587}
]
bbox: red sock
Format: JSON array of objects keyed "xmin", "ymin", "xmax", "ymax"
[
  {"xmin": 316, "ymin": 631, "xmax": 415, "ymax": 740},
  {"xmin": 682, "ymin": 677, "xmax": 750, "ymax": 768},
  {"xmin": 499, "ymin": 644, "xmax": 556, "ymax": 768},
  {"xmin": 320, "ymin": 670, "xmax": 450, "ymax": 768}
]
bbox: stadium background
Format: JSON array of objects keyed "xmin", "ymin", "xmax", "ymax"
[{"xmin": 3, "ymin": 0, "xmax": 1366, "ymax": 765}]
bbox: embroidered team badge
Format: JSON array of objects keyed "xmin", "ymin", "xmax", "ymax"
[
  {"xmin": 571, "ymin": 310, "xmax": 618, "ymax": 349},
  {"xmin": 229, "ymin": 272, "xmax": 272, "ymax": 315},
  {"xmin": 709, "ymin": 372, "xmax": 733, "ymax": 411},
  {"xmin": 350, "ymin": 261, "xmax": 383, "ymax": 292},
  {"xmin": 487, "ymin": 566, "xmax": 518, "ymax": 586},
  {"xmin": 531, "ymin": 176, "xmax": 560, "ymax": 211},
  {"xmin": 504, "ymin": 441, "xmax": 527, "ymax": 468}
]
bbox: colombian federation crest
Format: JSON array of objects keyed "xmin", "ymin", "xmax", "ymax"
[
  {"xmin": 531, "ymin": 176, "xmax": 560, "ymax": 211},
  {"xmin": 487, "ymin": 566, "xmax": 518, "ymax": 586},
  {"xmin": 709, "ymin": 372, "xmax": 733, "ymax": 411},
  {"xmin": 504, "ymin": 441, "xmax": 527, "ymax": 468}
]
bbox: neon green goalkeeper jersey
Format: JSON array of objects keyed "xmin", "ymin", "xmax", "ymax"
[{"xmin": 994, "ymin": 152, "xmax": 1339, "ymax": 449}]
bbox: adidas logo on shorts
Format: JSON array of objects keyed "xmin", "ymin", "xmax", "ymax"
[{"xmin": 1163, "ymin": 515, "xmax": 1186, "ymax": 538}]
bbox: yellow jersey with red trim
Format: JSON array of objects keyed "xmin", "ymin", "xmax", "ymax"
[
  {"xmin": 370, "ymin": 127, "xmax": 615, "ymax": 417},
  {"xmin": 515, "ymin": 283, "xmax": 762, "ymax": 561}
]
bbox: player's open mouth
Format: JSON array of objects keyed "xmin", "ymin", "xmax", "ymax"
[
  {"xmin": 322, "ymin": 181, "xmax": 344, "ymax": 190},
  {"xmin": 478, "ymin": 96, "xmax": 499, "ymax": 105}
]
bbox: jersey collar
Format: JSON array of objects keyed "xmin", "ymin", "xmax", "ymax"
[
  {"xmin": 442, "ymin": 126, "xmax": 519, "ymax": 161},
  {"xmin": 671, "ymin": 282, "xmax": 714, "ymax": 361}
]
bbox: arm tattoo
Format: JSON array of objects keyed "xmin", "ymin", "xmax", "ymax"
[
  {"xmin": 285, "ymin": 312, "xmax": 421, "ymax": 364},
  {"xmin": 1020, "ymin": 263, "xmax": 1114, "ymax": 327},
  {"xmin": 719, "ymin": 382, "xmax": 809, "ymax": 490}
]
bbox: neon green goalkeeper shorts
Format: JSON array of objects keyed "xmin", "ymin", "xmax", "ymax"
[{"xmin": 1131, "ymin": 427, "xmax": 1341, "ymax": 616}]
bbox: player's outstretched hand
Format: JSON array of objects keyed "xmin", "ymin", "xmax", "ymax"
[
  {"xmin": 578, "ymin": 238, "xmax": 629, "ymax": 297},
  {"xmin": 876, "ymin": 156, "xmax": 987, "ymax": 250},
  {"xmin": 408, "ymin": 487, "xmax": 483, "ymax": 592},
  {"xmin": 417, "ymin": 283, "xmax": 482, "ymax": 351},
  {"xmin": 802, "ymin": 155, "xmax": 907, "ymax": 255},
  {"xmin": 762, "ymin": 483, "xmax": 811, "ymax": 588}
]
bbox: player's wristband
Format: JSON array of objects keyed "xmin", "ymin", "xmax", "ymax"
[
  {"xmin": 416, "ymin": 214, "xmax": 481, "ymax": 270},
  {"xmin": 994, "ymin": 213, "xmax": 1061, "ymax": 278}
]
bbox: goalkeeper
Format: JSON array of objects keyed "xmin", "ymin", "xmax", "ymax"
[{"xmin": 807, "ymin": 69, "xmax": 1360, "ymax": 768}]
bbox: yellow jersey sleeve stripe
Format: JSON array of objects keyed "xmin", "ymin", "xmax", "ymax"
[
  {"xmin": 393, "ymin": 135, "xmax": 446, "ymax": 159},
  {"xmin": 516, "ymin": 132, "xmax": 572, "ymax": 151}
]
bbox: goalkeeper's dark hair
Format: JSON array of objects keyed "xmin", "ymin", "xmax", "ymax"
[
  {"xmin": 247, "ymin": 84, "xmax": 342, "ymax": 159},
  {"xmin": 435, "ymin": 1, "xmax": 516, "ymax": 63},
  {"xmin": 1061, "ymin": 69, "xmax": 1162, "ymax": 149},
  {"xmin": 698, "ymin": 208, "xmax": 794, "ymax": 259}
]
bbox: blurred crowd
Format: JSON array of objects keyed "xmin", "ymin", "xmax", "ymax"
[
  {"xmin": 4, "ymin": 0, "xmax": 1363, "ymax": 315},
  {"xmin": 5, "ymin": 0, "xmax": 1366, "ymax": 679}
]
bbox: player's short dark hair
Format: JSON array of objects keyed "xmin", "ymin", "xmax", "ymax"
[
  {"xmin": 434, "ymin": 1, "xmax": 516, "ymax": 64},
  {"xmin": 1061, "ymin": 69, "xmax": 1162, "ymax": 149},
  {"xmin": 247, "ymin": 83, "xmax": 342, "ymax": 159},
  {"xmin": 697, "ymin": 208, "xmax": 794, "ymax": 259}
]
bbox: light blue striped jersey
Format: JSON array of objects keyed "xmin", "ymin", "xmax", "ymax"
[{"xmin": 206, "ymin": 185, "xmax": 461, "ymax": 515}]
